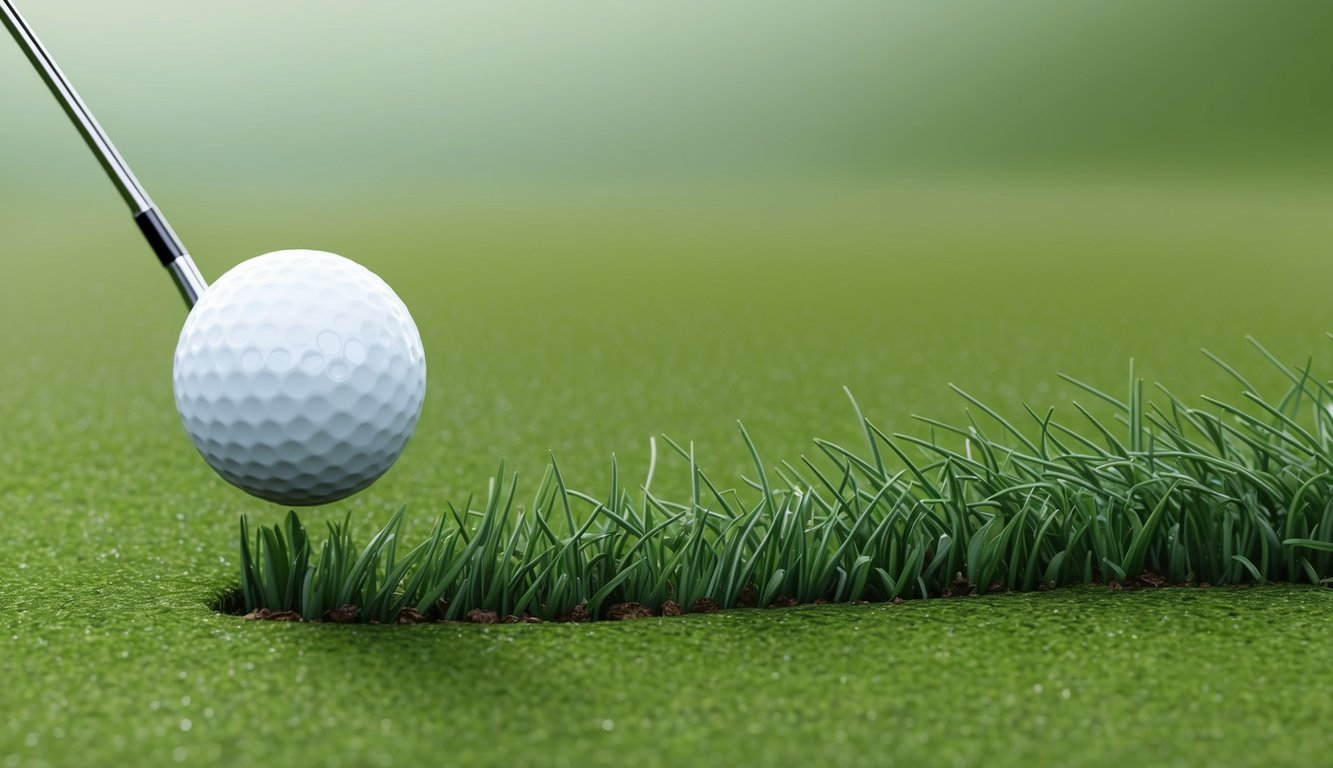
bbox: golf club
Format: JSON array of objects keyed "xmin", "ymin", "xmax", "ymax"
[{"xmin": 1, "ymin": 0, "xmax": 208, "ymax": 306}]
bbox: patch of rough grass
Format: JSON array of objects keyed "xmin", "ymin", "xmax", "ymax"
[{"xmin": 233, "ymin": 339, "xmax": 1333, "ymax": 624}]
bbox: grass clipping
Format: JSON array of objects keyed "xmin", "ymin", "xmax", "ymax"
[{"xmin": 232, "ymin": 339, "xmax": 1333, "ymax": 624}]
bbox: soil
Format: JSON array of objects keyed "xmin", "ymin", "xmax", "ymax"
[
  {"xmin": 232, "ymin": 569, "xmax": 1266, "ymax": 625},
  {"xmin": 323, "ymin": 605, "xmax": 360, "ymax": 624},
  {"xmin": 396, "ymin": 608, "xmax": 427, "ymax": 624},
  {"xmin": 242, "ymin": 608, "xmax": 302, "ymax": 622},
  {"xmin": 691, "ymin": 597, "xmax": 721, "ymax": 614},
  {"xmin": 560, "ymin": 604, "xmax": 592, "ymax": 623},
  {"xmin": 1137, "ymin": 571, "xmax": 1167, "ymax": 587},
  {"xmin": 605, "ymin": 602, "xmax": 654, "ymax": 621},
  {"xmin": 1111, "ymin": 571, "xmax": 1173, "ymax": 591},
  {"xmin": 940, "ymin": 572, "xmax": 974, "ymax": 598}
]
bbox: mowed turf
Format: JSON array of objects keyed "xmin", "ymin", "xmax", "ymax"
[{"xmin": 2, "ymin": 179, "xmax": 1331, "ymax": 766}]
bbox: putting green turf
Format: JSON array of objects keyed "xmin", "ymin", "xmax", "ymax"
[{"xmin": 2, "ymin": 180, "xmax": 1332, "ymax": 766}]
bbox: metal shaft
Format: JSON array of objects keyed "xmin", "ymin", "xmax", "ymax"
[{"xmin": 1, "ymin": 0, "xmax": 208, "ymax": 307}]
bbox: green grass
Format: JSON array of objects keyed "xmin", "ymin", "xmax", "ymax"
[
  {"xmin": 9, "ymin": 584, "xmax": 1333, "ymax": 767},
  {"xmin": 235, "ymin": 343, "xmax": 1332, "ymax": 624},
  {"xmin": 2, "ymin": 179, "xmax": 1332, "ymax": 766}
]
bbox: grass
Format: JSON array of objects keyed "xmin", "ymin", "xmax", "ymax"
[
  {"xmin": 10, "ymin": 586, "xmax": 1333, "ymax": 767},
  {"xmin": 2, "ymin": 179, "xmax": 1333, "ymax": 766},
  {"xmin": 235, "ymin": 342, "xmax": 1333, "ymax": 623}
]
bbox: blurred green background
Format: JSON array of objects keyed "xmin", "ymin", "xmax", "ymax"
[{"xmin": 2, "ymin": 0, "xmax": 1331, "ymax": 505}]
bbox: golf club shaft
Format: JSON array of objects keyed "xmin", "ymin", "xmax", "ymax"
[{"xmin": 1, "ymin": 0, "xmax": 207, "ymax": 307}]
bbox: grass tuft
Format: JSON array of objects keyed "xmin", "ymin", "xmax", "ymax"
[{"xmin": 235, "ymin": 340, "xmax": 1333, "ymax": 623}]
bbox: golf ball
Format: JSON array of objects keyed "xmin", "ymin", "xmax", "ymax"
[{"xmin": 172, "ymin": 249, "xmax": 426, "ymax": 505}]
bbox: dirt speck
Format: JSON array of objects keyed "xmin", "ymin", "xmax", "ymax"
[
  {"xmin": 606, "ymin": 602, "xmax": 654, "ymax": 621},
  {"xmin": 1137, "ymin": 571, "xmax": 1167, "ymax": 588},
  {"xmin": 560, "ymin": 604, "xmax": 592, "ymax": 623},
  {"xmin": 395, "ymin": 608, "xmax": 426, "ymax": 624},
  {"xmin": 243, "ymin": 608, "xmax": 302, "ymax": 622},
  {"xmin": 691, "ymin": 597, "xmax": 721, "ymax": 614},
  {"xmin": 944, "ymin": 572, "xmax": 973, "ymax": 597},
  {"xmin": 322, "ymin": 605, "xmax": 360, "ymax": 624},
  {"xmin": 737, "ymin": 586, "xmax": 757, "ymax": 608}
]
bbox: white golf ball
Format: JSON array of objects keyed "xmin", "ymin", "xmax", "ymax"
[{"xmin": 172, "ymin": 249, "xmax": 426, "ymax": 506}]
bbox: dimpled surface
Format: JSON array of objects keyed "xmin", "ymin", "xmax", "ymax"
[{"xmin": 173, "ymin": 250, "xmax": 426, "ymax": 505}]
